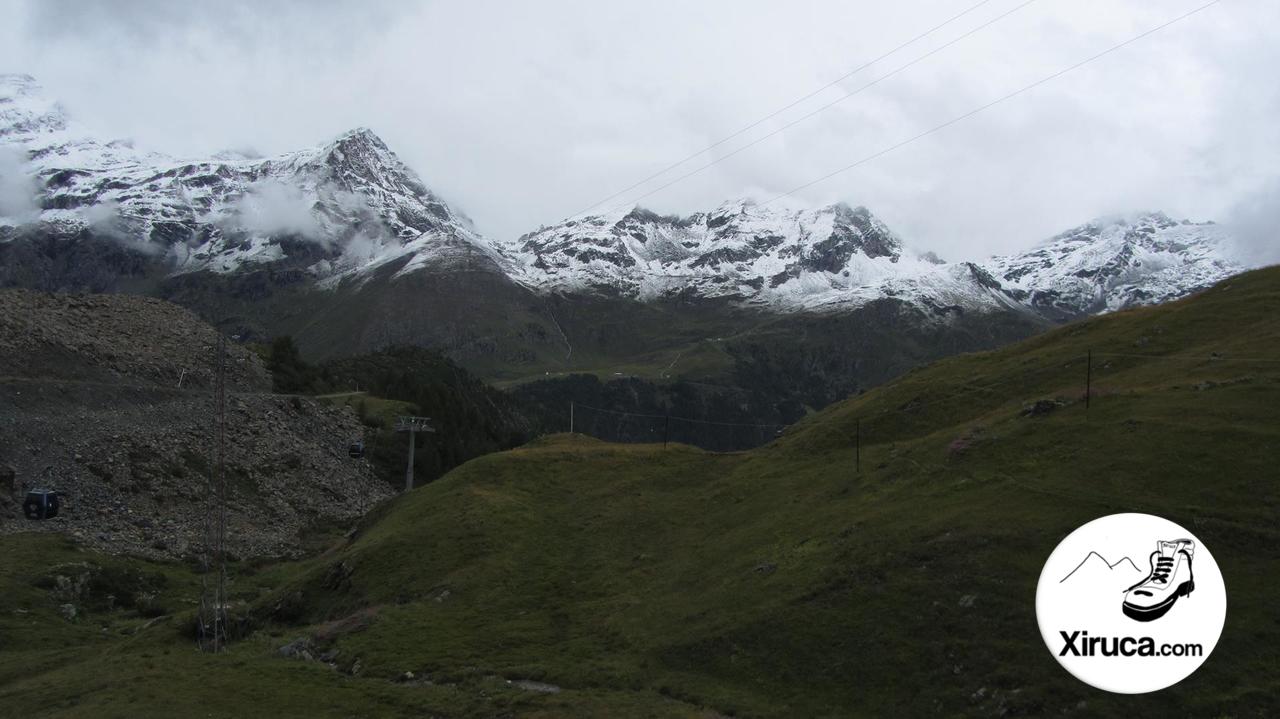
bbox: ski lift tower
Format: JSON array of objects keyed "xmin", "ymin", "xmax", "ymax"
[{"xmin": 395, "ymin": 416, "xmax": 435, "ymax": 492}]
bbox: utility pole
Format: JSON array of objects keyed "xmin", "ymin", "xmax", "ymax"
[
  {"xmin": 395, "ymin": 416, "xmax": 435, "ymax": 492},
  {"xmin": 855, "ymin": 419, "xmax": 861, "ymax": 474},
  {"xmin": 663, "ymin": 412, "xmax": 670, "ymax": 448},
  {"xmin": 569, "ymin": 401, "xmax": 574, "ymax": 434}
]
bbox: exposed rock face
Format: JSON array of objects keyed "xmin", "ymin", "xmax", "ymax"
[{"xmin": 0, "ymin": 289, "xmax": 393, "ymax": 559}]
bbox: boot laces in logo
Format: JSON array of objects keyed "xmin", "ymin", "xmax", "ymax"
[{"xmin": 1036, "ymin": 513, "xmax": 1226, "ymax": 693}]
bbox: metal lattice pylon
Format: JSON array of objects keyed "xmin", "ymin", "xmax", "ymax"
[{"xmin": 395, "ymin": 416, "xmax": 435, "ymax": 492}]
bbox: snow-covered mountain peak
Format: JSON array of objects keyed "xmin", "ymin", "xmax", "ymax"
[
  {"xmin": 506, "ymin": 198, "xmax": 1243, "ymax": 318},
  {"xmin": 302, "ymin": 127, "xmax": 396, "ymax": 172},
  {"xmin": 504, "ymin": 198, "xmax": 914, "ymax": 306},
  {"xmin": 0, "ymin": 78, "xmax": 503, "ymax": 282},
  {"xmin": 986, "ymin": 212, "xmax": 1240, "ymax": 317},
  {"xmin": 1040, "ymin": 211, "xmax": 1182, "ymax": 247},
  {"xmin": 0, "ymin": 74, "xmax": 71, "ymax": 140}
]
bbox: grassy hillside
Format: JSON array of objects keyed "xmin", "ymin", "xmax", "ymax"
[
  {"xmin": 2, "ymin": 267, "xmax": 1276, "ymax": 717},
  {"xmin": 265, "ymin": 267, "xmax": 1280, "ymax": 715},
  {"xmin": 0, "ymin": 535, "xmax": 699, "ymax": 717}
]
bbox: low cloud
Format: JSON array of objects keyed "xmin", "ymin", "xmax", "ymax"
[
  {"xmin": 79, "ymin": 198, "xmax": 119, "ymax": 226},
  {"xmin": 227, "ymin": 179, "xmax": 392, "ymax": 251},
  {"xmin": 231, "ymin": 180, "xmax": 322, "ymax": 238},
  {"xmin": 77, "ymin": 199, "xmax": 164, "ymax": 255},
  {"xmin": 1223, "ymin": 179, "xmax": 1280, "ymax": 267},
  {"xmin": 0, "ymin": 146, "xmax": 40, "ymax": 224}
]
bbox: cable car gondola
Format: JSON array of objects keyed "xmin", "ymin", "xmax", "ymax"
[
  {"xmin": 23, "ymin": 489, "xmax": 60, "ymax": 520},
  {"xmin": 348, "ymin": 440, "xmax": 365, "ymax": 459}
]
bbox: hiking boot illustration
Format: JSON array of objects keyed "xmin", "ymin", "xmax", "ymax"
[{"xmin": 1122, "ymin": 539, "xmax": 1195, "ymax": 622}]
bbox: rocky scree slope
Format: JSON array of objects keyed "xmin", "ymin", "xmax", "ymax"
[
  {"xmin": 0, "ymin": 288, "xmax": 270, "ymax": 389},
  {"xmin": 0, "ymin": 289, "xmax": 393, "ymax": 559}
]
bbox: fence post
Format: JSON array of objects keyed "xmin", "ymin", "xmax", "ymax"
[{"xmin": 1085, "ymin": 350, "xmax": 1092, "ymax": 410}]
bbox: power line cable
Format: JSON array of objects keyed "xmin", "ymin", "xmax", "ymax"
[
  {"xmin": 761, "ymin": 0, "xmax": 1222, "ymax": 206},
  {"xmin": 570, "ymin": 0, "xmax": 1002, "ymax": 217},
  {"xmin": 595, "ymin": 0, "xmax": 1045, "ymax": 216}
]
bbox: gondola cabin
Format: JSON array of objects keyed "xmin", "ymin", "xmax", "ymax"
[
  {"xmin": 348, "ymin": 440, "xmax": 365, "ymax": 459},
  {"xmin": 23, "ymin": 489, "xmax": 60, "ymax": 520}
]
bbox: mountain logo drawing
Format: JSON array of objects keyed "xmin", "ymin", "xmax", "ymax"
[
  {"xmin": 1035, "ymin": 514, "xmax": 1226, "ymax": 694},
  {"xmin": 1058, "ymin": 551, "xmax": 1143, "ymax": 584}
]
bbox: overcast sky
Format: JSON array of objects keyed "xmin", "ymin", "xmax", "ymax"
[{"xmin": 2, "ymin": 0, "xmax": 1277, "ymax": 259}]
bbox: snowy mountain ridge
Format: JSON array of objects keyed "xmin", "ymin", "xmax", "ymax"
[
  {"xmin": 507, "ymin": 200, "xmax": 1243, "ymax": 317},
  {"xmin": 987, "ymin": 211, "xmax": 1240, "ymax": 317},
  {"xmin": 507, "ymin": 199, "xmax": 914, "ymax": 301},
  {"xmin": 0, "ymin": 74, "xmax": 1248, "ymax": 320},
  {"xmin": 0, "ymin": 73, "xmax": 505, "ymax": 284}
]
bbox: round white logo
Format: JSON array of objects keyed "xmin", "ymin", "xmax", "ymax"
[{"xmin": 1035, "ymin": 513, "xmax": 1226, "ymax": 693}]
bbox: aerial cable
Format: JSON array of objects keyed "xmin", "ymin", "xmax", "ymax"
[
  {"xmin": 570, "ymin": 0, "xmax": 1001, "ymax": 218},
  {"xmin": 760, "ymin": 0, "xmax": 1222, "ymax": 206},
  {"xmin": 587, "ymin": 0, "xmax": 1045, "ymax": 217}
]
